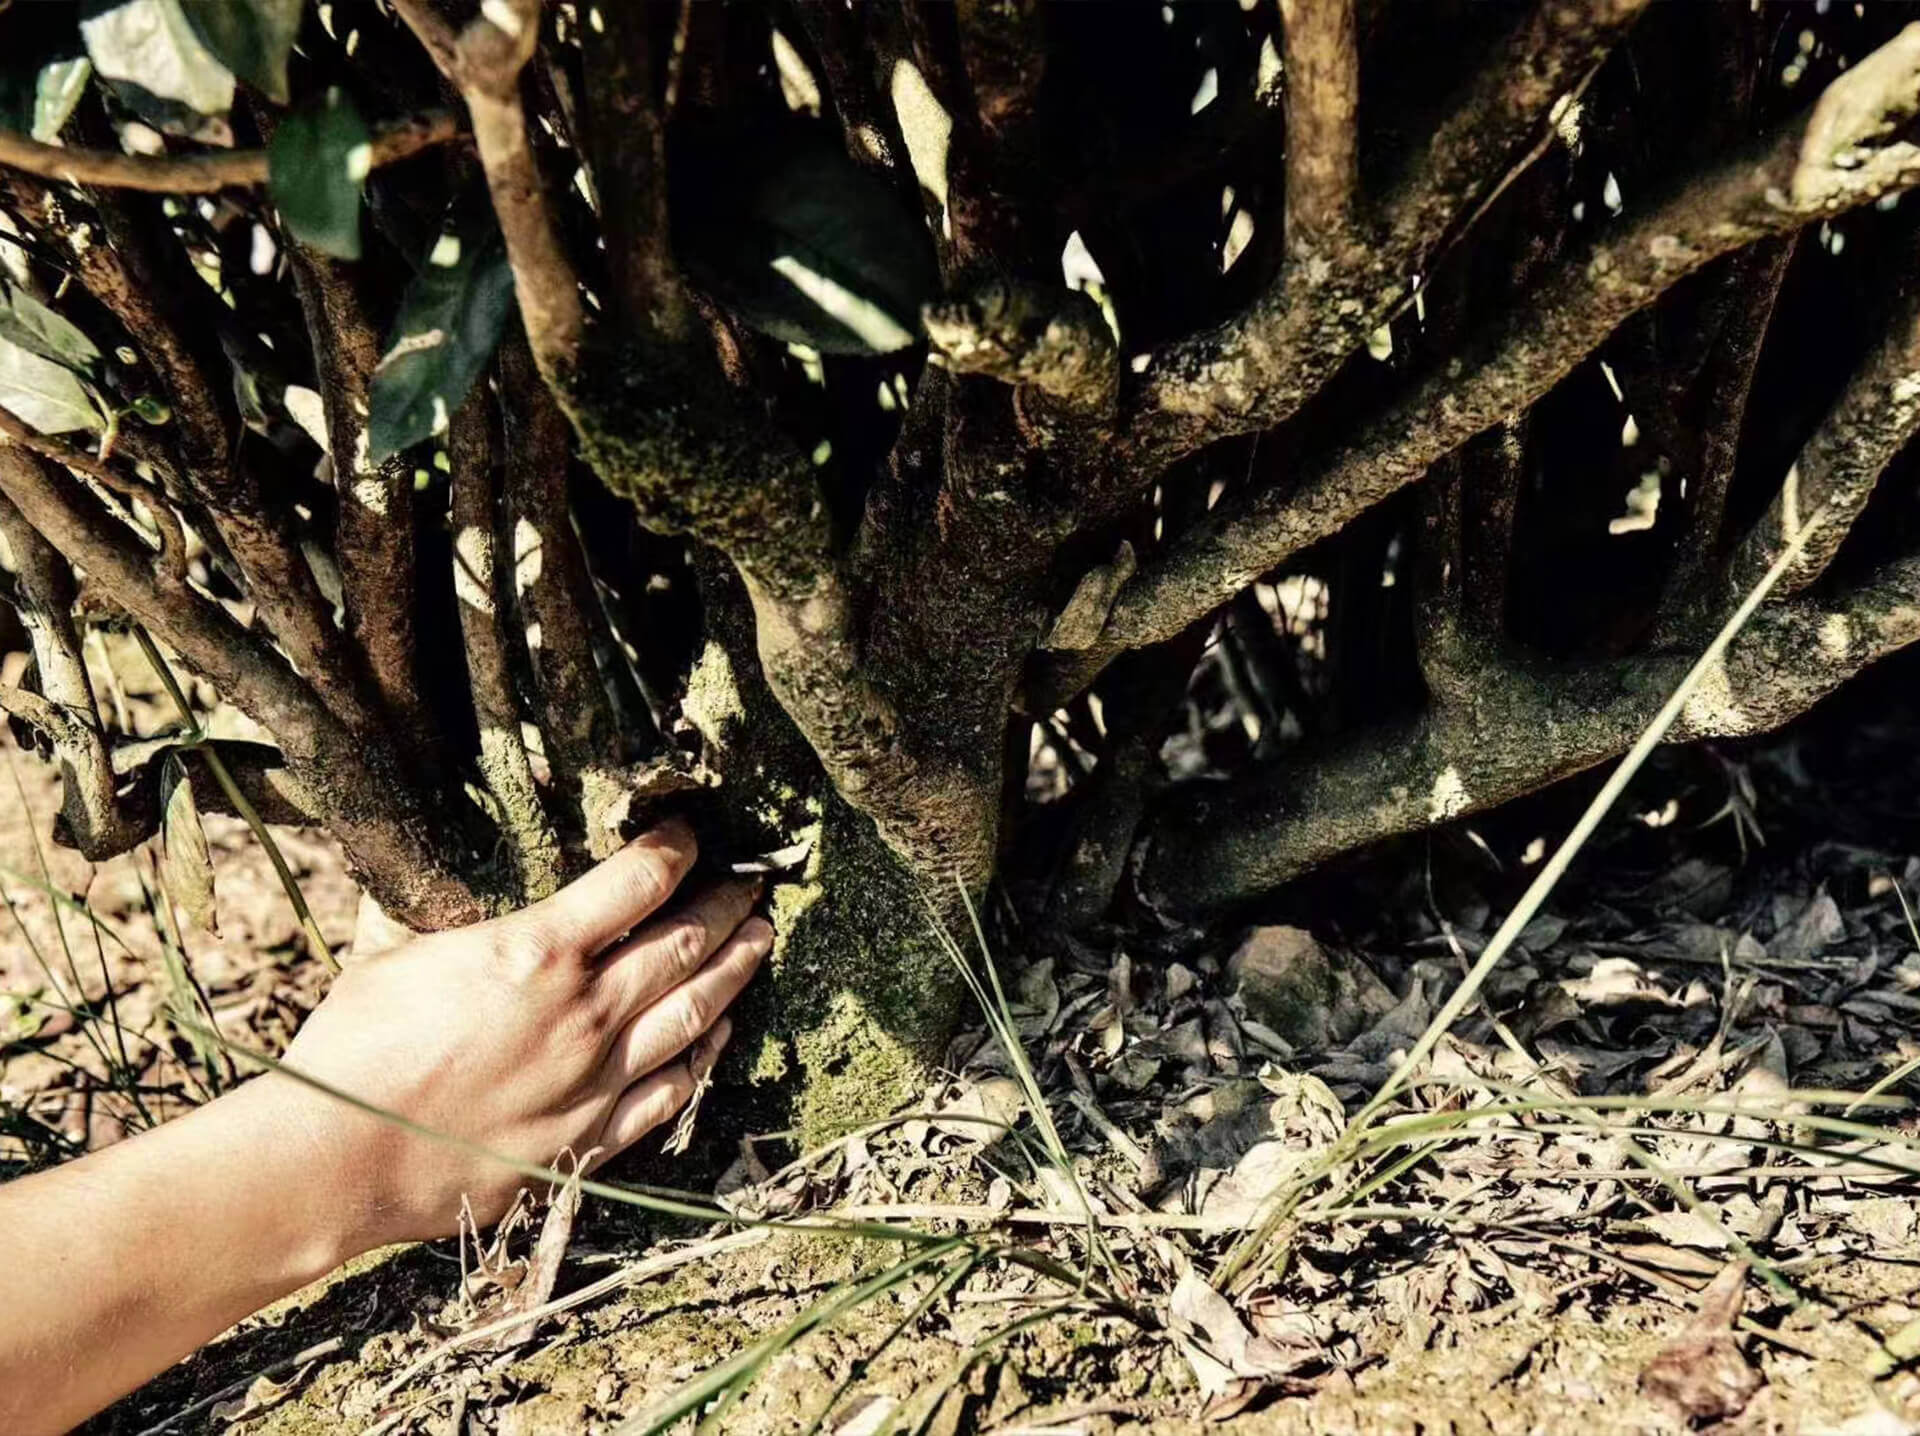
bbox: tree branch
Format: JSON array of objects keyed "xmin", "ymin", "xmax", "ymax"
[
  {"xmin": 449, "ymin": 393, "xmax": 563, "ymax": 901},
  {"xmin": 395, "ymin": 0, "xmax": 584, "ymax": 380},
  {"xmin": 0, "ymin": 490, "xmax": 138, "ymax": 858},
  {"xmin": 1671, "ymin": 237, "xmax": 1795, "ymax": 570},
  {"xmin": 1135, "ymin": 550, "xmax": 1920, "ymax": 916},
  {"xmin": 792, "ymin": 0, "xmax": 914, "ymax": 180},
  {"xmin": 1379, "ymin": 0, "xmax": 1652, "ymax": 261},
  {"xmin": 110, "ymin": 736, "xmax": 312, "ymax": 836},
  {"xmin": 0, "ymin": 443, "xmax": 484, "ymax": 928},
  {"xmin": 285, "ymin": 246, "xmax": 433, "ymax": 754},
  {"xmin": 0, "ymin": 405, "xmax": 185, "ymax": 582},
  {"xmin": 923, "ymin": 280, "xmax": 1118, "ymax": 446},
  {"xmin": 1278, "ymin": 0, "xmax": 1358, "ymax": 252},
  {"xmin": 498, "ymin": 336, "xmax": 631, "ymax": 855},
  {"xmin": 0, "ymin": 113, "xmax": 459, "ymax": 193},
  {"xmin": 578, "ymin": 0, "xmax": 692, "ymax": 343},
  {"xmin": 1732, "ymin": 245, "xmax": 1920, "ymax": 597},
  {"xmin": 1036, "ymin": 28, "xmax": 1920, "ymax": 707},
  {"xmin": 9, "ymin": 174, "xmax": 388, "ymax": 740},
  {"xmin": 1120, "ymin": 0, "xmax": 1653, "ymax": 471}
]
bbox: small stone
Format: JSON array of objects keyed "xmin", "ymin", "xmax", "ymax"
[
  {"xmin": 1228, "ymin": 926, "xmax": 1392, "ymax": 1050},
  {"xmin": 1229, "ymin": 926, "xmax": 1337, "ymax": 1047}
]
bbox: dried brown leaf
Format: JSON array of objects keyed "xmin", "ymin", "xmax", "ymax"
[{"xmin": 158, "ymin": 751, "xmax": 217, "ymax": 934}]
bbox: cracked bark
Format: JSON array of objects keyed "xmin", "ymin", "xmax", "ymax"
[
  {"xmin": 449, "ymin": 394, "xmax": 563, "ymax": 902},
  {"xmin": 0, "ymin": 445, "xmax": 482, "ymax": 928}
]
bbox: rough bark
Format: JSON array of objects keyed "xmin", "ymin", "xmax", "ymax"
[
  {"xmin": 9, "ymin": 0, "xmax": 1920, "ymax": 1136},
  {"xmin": 1138, "ymin": 553, "xmax": 1920, "ymax": 917}
]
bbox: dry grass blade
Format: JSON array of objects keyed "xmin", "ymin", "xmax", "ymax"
[
  {"xmin": 1218, "ymin": 507, "xmax": 1836, "ymax": 1287},
  {"xmin": 613, "ymin": 1238, "xmax": 976, "ymax": 1436},
  {"xmin": 927, "ymin": 883, "xmax": 1127, "ymax": 1294}
]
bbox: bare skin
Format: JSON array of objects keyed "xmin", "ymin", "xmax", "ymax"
[{"xmin": 0, "ymin": 818, "xmax": 768, "ymax": 1436}]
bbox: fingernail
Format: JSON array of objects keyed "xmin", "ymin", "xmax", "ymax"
[{"xmin": 747, "ymin": 916, "xmax": 775, "ymax": 954}]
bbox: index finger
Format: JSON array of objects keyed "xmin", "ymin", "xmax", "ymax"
[{"xmin": 513, "ymin": 818, "xmax": 698, "ymax": 956}]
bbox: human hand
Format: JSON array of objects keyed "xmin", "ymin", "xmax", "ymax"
[{"xmin": 252, "ymin": 817, "xmax": 768, "ymax": 1254}]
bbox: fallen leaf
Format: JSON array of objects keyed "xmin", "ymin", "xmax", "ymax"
[
  {"xmin": 931, "ymin": 1076, "xmax": 1024, "ymax": 1142},
  {"xmin": 1639, "ymin": 1261, "xmax": 1762, "ymax": 1424}
]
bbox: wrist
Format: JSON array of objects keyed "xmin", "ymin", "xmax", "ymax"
[{"xmin": 207, "ymin": 1075, "xmax": 398, "ymax": 1281}]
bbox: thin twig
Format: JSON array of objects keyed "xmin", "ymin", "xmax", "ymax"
[{"xmin": 0, "ymin": 113, "xmax": 460, "ymax": 193}]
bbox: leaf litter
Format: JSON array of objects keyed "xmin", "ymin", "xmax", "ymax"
[{"xmin": 41, "ymin": 660, "xmax": 1920, "ymax": 1435}]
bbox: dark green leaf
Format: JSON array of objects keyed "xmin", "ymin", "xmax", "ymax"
[
  {"xmin": 269, "ymin": 87, "xmax": 369, "ymax": 259},
  {"xmin": 368, "ymin": 210, "xmax": 515, "ymax": 461},
  {"xmin": 673, "ymin": 124, "xmax": 936, "ymax": 355},
  {"xmin": 0, "ymin": 281, "xmax": 100, "ymax": 374},
  {"xmin": 178, "ymin": 0, "xmax": 301, "ymax": 105},
  {"xmin": 80, "ymin": 0, "xmax": 234, "ymax": 117},
  {"xmin": 159, "ymin": 752, "xmax": 218, "ymax": 935}
]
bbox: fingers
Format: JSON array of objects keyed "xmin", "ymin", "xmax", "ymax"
[
  {"xmin": 598, "ymin": 1016, "xmax": 733, "ymax": 1154},
  {"xmin": 606, "ymin": 918, "xmax": 772, "ymax": 1086},
  {"xmin": 595, "ymin": 877, "xmax": 761, "ymax": 1022},
  {"xmin": 512, "ymin": 819, "xmax": 697, "ymax": 957}
]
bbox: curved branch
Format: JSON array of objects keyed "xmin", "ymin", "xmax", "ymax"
[
  {"xmin": 0, "ymin": 443, "xmax": 484, "ymax": 928},
  {"xmin": 110, "ymin": 737, "xmax": 313, "ymax": 835},
  {"xmin": 0, "ymin": 405, "xmax": 185, "ymax": 581},
  {"xmin": 923, "ymin": 280, "xmax": 1118, "ymax": 445},
  {"xmin": 3, "ymin": 176, "xmax": 388, "ymax": 739},
  {"xmin": 1121, "ymin": 0, "xmax": 1654, "ymax": 471},
  {"xmin": 1378, "ymin": 0, "xmax": 1652, "ymax": 260},
  {"xmin": 0, "ymin": 113, "xmax": 459, "ymax": 193},
  {"xmin": 0, "ymin": 490, "xmax": 138, "ymax": 858},
  {"xmin": 1135, "ymin": 550, "xmax": 1920, "ymax": 916},
  {"xmin": 1035, "ymin": 27, "xmax": 1920, "ymax": 707},
  {"xmin": 1733, "ymin": 249, "xmax": 1920, "ymax": 596}
]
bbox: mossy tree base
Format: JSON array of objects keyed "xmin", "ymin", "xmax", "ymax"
[{"xmin": 682, "ymin": 564, "xmax": 963, "ymax": 1147}]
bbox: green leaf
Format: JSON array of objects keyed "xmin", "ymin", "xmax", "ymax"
[
  {"xmin": 31, "ymin": 57, "xmax": 94, "ymax": 141},
  {"xmin": 159, "ymin": 752, "xmax": 218, "ymax": 936},
  {"xmin": 0, "ymin": 281, "xmax": 101, "ymax": 374},
  {"xmin": 178, "ymin": 0, "xmax": 301, "ymax": 105},
  {"xmin": 269, "ymin": 88, "xmax": 369, "ymax": 260},
  {"xmin": 0, "ymin": 9, "xmax": 93, "ymax": 142},
  {"xmin": 673, "ymin": 125, "xmax": 936, "ymax": 355},
  {"xmin": 0, "ymin": 335, "xmax": 104, "ymax": 434},
  {"xmin": 80, "ymin": 0, "xmax": 234, "ymax": 117},
  {"xmin": 368, "ymin": 211, "xmax": 516, "ymax": 461}
]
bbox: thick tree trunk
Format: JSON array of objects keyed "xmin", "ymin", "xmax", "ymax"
[{"xmin": 682, "ymin": 566, "xmax": 965, "ymax": 1141}]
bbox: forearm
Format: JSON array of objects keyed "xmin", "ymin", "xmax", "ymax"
[
  {"xmin": 0, "ymin": 1077, "xmax": 363, "ymax": 1436},
  {"xmin": 0, "ymin": 824, "xmax": 761, "ymax": 1434}
]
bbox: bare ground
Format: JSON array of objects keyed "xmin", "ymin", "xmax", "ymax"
[{"xmin": 6, "ymin": 651, "xmax": 1920, "ymax": 1436}]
